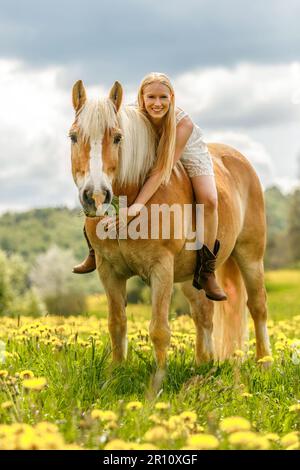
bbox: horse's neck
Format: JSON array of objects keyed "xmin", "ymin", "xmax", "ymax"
[{"xmin": 112, "ymin": 180, "xmax": 140, "ymax": 206}]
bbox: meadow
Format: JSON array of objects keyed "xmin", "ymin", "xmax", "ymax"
[{"xmin": 0, "ymin": 270, "xmax": 299, "ymax": 450}]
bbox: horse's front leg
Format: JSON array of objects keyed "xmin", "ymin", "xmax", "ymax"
[
  {"xmin": 97, "ymin": 259, "xmax": 127, "ymax": 363},
  {"xmin": 149, "ymin": 255, "xmax": 174, "ymax": 370}
]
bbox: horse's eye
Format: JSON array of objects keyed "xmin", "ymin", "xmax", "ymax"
[
  {"xmin": 70, "ymin": 133, "xmax": 77, "ymax": 144},
  {"xmin": 113, "ymin": 134, "xmax": 122, "ymax": 144}
]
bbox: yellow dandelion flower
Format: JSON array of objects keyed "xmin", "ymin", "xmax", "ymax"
[
  {"xmin": 35, "ymin": 422, "xmax": 59, "ymax": 434},
  {"xmin": 17, "ymin": 429, "xmax": 41, "ymax": 450},
  {"xmin": 257, "ymin": 355, "xmax": 274, "ymax": 364},
  {"xmin": 286, "ymin": 443, "xmax": 300, "ymax": 450},
  {"xmin": 234, "ymin": 349, "xmax": 245, "ymax": 358},
  {"xmin": 132, "ymin": 443, "xmax": 158, "ymax": 450},
  {"xmin": 220, "ymin": 416, "xmax": 251, "ymax": 433},
  {"xmin": 187, "ymin": 433, "xmax": 219, "ymax": 450},
  {"xmin": 179, "ymin": 411, "xmax": 197, "ymax": 423},
  {"xmin": 247, "ymin": 350, "xmax": 255, "ymax": 357},
  {"xmin": 167, "ymin": 415, "xmax": 183, "ymax": 431},
  {"xmin": 228, "ymin": 431, "xmax": 259, "ymax": 448},
  {"xmin": 19, "ymin": 370, "xmax": 35, "ymax": 380},
  {"xmin": 148, "ymin": 414, "xmax": 162, "ymax": 425},
  {"xmin": 104, "ymin": 439, "xmax": 133, "ymax": 450},
  {"xmin": 1, "ymin": 401, "xmax": 14, "ymax": 410},
  {"xmin": 241, "ymin": 392, "xmax": 253, "ymax": 398},
  {"xmin": 0, "ymin": 370, "xmax": 8, "ymax": 378},
  {"xmin": 126, "ymin": 401, "xmax": 143, "ymax": 411},
  {"xmin": 195, "ymin": 424, "xmax": 205, "ymax": 433},
  {"xmin": 154, "ymin": 402, "xmax": 170, "ymax": 411},
  {"xmin": 22, "ymin": 377, "xmax": 47, "ymax": 391},
  {"xmin": 289, "ymin": 404, "xmax": 300, "ymax": 412},
  {"xmin": 0, "ymin": 400, "xmax": 14, "ymax": 410},
  {"xmin": 91, "ymin": 409, "xmax": 118, "ymax": 422},
  {"xmin": 281, "ymin": 432, "xmax": 299, "ymax": 448},
  {"xmin": 144, "ymin": 426, "xmax": 169, "ymax": 443},
  {"xmin": 248, "ymin": 338, "xmax": 256, "ymax": 346},
  {"xmin": 170, "ymin": 429, "xmax": 187, "ymax": 440},
  {"xmin": 275, "ymin": 341, "xmax": 286, "ymax": 352},
  {"xmin": 252, "ymin": 436, "xmax": 271, "ymax": 450},
  {"xmin": 277, "ymin": 332, "xmax": 287, "ymax": 341},
  {"xmin": 37, "ymin": 432, "xmax": 65, "ymax": 450},
  {"xmin": 264, "ymin": 433, "xmax": 280, "ymax": 442}
]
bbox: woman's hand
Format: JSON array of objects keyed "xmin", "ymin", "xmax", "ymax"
[{"xmin": 100, "ymin": 204, "xmax": 143, "ymax": 234}]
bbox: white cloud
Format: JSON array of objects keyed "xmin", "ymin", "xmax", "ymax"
[
  {"xmin": 272, "ymin": 177, "xmax": 300, "ymax": 194},
  {"xmin": 174, "ymin": 62, "xmax": 300, "ymax": 127},
  {"xmin": 205, "ymin": 130, "xmax": 274, "ymax": 189}
]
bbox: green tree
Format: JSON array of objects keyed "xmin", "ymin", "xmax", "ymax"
[
  {"xmin": 0, "ymin": 250, "xmax": 13, "ymax": 314},
  {"xmin": 287, "ymin": 188, "xmax": 300, "ymax": 264},
  {"xmin": 0, "ymin": 250, "xmax": 46, "ymax": 317},
  {"xmin": 264, "ymin": 186, "xmax": 290, "ymax": 269}
]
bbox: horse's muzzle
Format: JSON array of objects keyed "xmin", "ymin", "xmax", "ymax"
[{"xmin": 81, "ymin": 186, "xmax": 112, "ymax": 217}]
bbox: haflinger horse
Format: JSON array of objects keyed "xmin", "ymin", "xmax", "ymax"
[{"xmin": 69, "ymin": 79, "xmax": 271, "ymax": 375}]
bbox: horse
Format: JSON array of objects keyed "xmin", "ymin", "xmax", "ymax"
[{"xmin": 69, "ymin": 79, "xmax": 271, "ymax": 374}]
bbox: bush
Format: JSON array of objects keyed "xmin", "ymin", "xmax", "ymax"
[
  {"xmin": 0, "ymin": 250, "xmax": 46, "ymax": 317},
  {"xmin": 30, "ymin": 245, "xmax": 87, "ymax": 315}
]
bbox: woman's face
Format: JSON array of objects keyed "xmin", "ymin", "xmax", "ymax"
[{"xmin": 142, "ymin": 82, "xmax": 172, "ymax": 122}]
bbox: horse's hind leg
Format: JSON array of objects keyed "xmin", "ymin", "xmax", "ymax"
[
  {"xmin": 97, "ymin": 259, "xmax": 127, "ymax": 363},
  {"xmin": 181, "ymin": 281, "xmax": 214, "ymax": 364},
  {"xmin": 149, "ymin": 255, "xmax": 174, "ymax": 370},
  {"xmin": 232, "ymin": 246, "xmax": 271, "ymax": 360}
]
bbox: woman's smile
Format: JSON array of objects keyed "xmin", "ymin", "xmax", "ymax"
[{"xmin": 142, "ymin": 82, "xmax": 172, "ymax": 123}]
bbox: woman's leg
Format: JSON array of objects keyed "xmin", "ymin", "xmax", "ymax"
[
  {"xmin": 190, "ymin": 175, "xmax": 227, "ymax": 301},
  {"xmin": 73, "ymin": 226, "xmax": 96, "ymax": 274},
  {"xmin": 190, "ymin": 175, "xmax": 218, "ymax": 250}
]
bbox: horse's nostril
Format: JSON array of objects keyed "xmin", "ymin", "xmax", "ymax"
[
  {"xmin": 83, "ymin": 188, "xmax": 93, "ymax": 205},
  {"xmin": 104, "ymin": 190, "xmax": 112, "ymax": 205}
]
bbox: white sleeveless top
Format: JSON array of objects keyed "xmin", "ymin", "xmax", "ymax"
[{"xmin": 175, "ymin": 109, "xmax": 214, "ymax": 177}]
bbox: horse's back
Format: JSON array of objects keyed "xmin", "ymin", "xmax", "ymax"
[{"xmin": 209, "ymin": 142, "xmax": 266, "ymax": 253}]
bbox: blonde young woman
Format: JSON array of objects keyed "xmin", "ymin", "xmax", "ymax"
[{"xmin": 73, "ymin": 73, "xmax": 227, "ymax": 301}]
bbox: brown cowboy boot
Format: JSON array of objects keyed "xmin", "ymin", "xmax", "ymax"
[
  {"xmin": 73, "ymin": 227, "xmax": 96, "ymax": 274},
  {"xmin": 192, "ymin": 239, "xmax": 227, "ymax": 301}
]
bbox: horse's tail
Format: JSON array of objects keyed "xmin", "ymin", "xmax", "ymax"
[{"xmin": 213, "ymin": 256, "xmax": 248, "ymax": 360}]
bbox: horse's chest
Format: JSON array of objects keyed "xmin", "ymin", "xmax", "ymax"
[{"xmin": 96, "ymin": 241, "xmax": 132, "ymax": 277}]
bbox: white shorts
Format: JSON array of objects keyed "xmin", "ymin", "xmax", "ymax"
[{"xmin": 180, "ymin": 125, "xmax": 214, "ymax": 178}]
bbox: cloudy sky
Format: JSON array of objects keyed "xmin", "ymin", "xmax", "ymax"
[{"xmin": 1, "ymin": 0, "xmax": 300, "ymax": 212}]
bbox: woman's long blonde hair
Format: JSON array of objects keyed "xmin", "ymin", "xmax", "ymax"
[{"xmin": 137, "ymin": 72, "xmax": 176, "ymax": 185}]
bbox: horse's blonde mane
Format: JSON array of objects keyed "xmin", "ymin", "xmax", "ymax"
[
  {"xmin": 117, "ymin": 106, "xmax": 156, "ymax": 186},
  {"xmin": 77, "ymin": 99, "xmax": 118, "ymax": 142},
  {"xmin": 77, "ymin": 99, "xmax": 156, "ymax": 187}
]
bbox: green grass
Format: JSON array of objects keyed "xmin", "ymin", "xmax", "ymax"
[
  {"xmin": 0, "ymin": 270, "xmax": 300, "ymax": 450},
  {"xmin": 265, "ymin": 270, "xmax": 300, "ymax": 321}
]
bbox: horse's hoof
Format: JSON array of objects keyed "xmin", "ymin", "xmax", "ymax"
[{"xmin": 146, "ymin": 368, "xmax": 166, "ymax": 400}]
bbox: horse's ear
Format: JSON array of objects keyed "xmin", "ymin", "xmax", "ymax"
[
  {"xmin": 72, "ymin": 80, "xmax": 87, "ymax": 111},
  {"xmin": 109, "ymin": 81, "xmax": 123, "ymax": 112}
]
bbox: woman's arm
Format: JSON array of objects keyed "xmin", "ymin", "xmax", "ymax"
[
  {"xmin": 128, "ymin": 117, "xmax": 193, "ymax": 216},
  {"xmin": 128, "ymin": 170, "xmax": 164, "ymax": 215},
  {"xmin": 172, "ymin": 116, "xmax": 194, "ymax": 165}
]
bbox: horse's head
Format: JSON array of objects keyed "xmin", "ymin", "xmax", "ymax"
[{"xmin": 70, "ymin": 80, "xmax": 123, "ymax": 217}]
